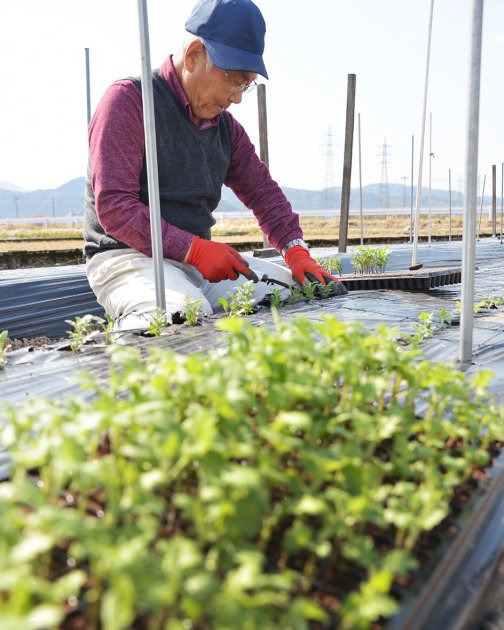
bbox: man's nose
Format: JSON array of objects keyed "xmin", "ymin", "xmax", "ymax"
[{"xmin": 229, "ymin": 90, "xmax": 243, "ymax": 105}]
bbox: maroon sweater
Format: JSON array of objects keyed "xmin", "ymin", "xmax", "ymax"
[{"xmin": 85, "ymin": 55, "xmax": 303, "ymax": 262}]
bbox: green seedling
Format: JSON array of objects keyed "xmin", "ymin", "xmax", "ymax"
[
  {"xmin": 438, "ymin": 307, "xmax": 452, "ymax": 328},
  {"xmin": 269, "ymin": 288, "xmax": 284, "ymax": 309},
  {"xmin": 315, "ymin": 256, "xmax": 343, "ymax": 275},
  {"xmin": 1, "ymin": 314, "xmax": 502, "ymax": 630},
  {"xmin": 351, "ymin": 245, "xmax": 391, "ymax": 274},
  {"xmin": 65, "ymin": 314, "xmax": 106, "ymax": 352},
  {"xmin": 288, "ymin": 285, "xmax": 304, "ymax": 304},
  {"xmin": 0, "ymin": 330, "xmax": 9, "ymax": 368},
  {"xmin": 147, "ymin": 308, "xmax": 168, "ymax": 336},
  {"xmin": 220, "ymin": 280, "xmax": 257, "ymax": 317},
  {"xmin": 302, "ymin": 281, "xmax": 318, "ymax": 300},
  {"xmin": 320, "ymin": 281, "xmax": 336, "ymax": 298},
  {"xmin": 102, "ymin": 314, "xmax": 116, "ymax": 344},
  {"xmin": 411, "ymin": 311, "xmax": 434, "ymax": 345},
  {"xmin": 183, "ymin": 297, "xmax": 205, "ymax": 326}
]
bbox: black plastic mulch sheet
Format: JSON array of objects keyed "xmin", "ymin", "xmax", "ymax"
[{"xmin": 0, "ymin": 265, "xmax": 104, "ymax": 339}]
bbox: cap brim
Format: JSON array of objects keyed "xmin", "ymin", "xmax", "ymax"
[{"xmin": 200, "ymin": 37, "xmax": 268, "ymax": 80}]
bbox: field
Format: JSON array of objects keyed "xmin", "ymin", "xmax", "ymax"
[{"xmin": 0, "ymin": 213, "xmax": 487, "ymax": 254}]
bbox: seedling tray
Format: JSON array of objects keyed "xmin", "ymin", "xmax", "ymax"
[{"xmin": 340, "ymin": 266, "xmax": 462, "ymax": 292}]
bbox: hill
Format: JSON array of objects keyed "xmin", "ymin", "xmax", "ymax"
[{"xmin": 0, "ymin": 177, "xmax": 475, "ymax": 220}]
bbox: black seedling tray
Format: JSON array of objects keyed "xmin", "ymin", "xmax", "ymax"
[{"xmin": 340, "ymin": 267, "xmax": 462, "ymax": 292}]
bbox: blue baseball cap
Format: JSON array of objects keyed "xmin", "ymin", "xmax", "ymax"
[{"xmin": 185, "ymin": 0, "xmax": 269, "ymax": 79}]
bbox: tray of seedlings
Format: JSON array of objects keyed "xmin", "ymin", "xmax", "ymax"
[
  {"xmin": 0, "ymin": 313, "xmax": 503, "ymax": 630},
  {"xmin": 316, "ymin": 246, "xmax": 462, "ymax": 292}
]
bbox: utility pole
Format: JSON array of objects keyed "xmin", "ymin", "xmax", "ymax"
[
  {"xmin": 51, "ymin": 196, "xmax": 56, "ymax": 218},
  {"xmin": 14, "ymin": 195, "xmax": 19, "ymax": 218}
]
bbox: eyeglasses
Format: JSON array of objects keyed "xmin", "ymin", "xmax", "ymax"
[{"xmin": 222, "ymin": 69, "xmax": 258, "ymax": 94}]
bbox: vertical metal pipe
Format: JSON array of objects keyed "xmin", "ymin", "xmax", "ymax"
[
  {"xmin": 501, "ymin": 162, "xmax": 503, "ymax": 243},
  {"xmin": 477, "ymin": 174, "xmax": 486, "ymax": 240},
  {"xmin": 460, "ymin": 0, "xmax": 484, "ymax": 365},
  {"xmin": 137, "ymin": 0, "xmax": 166, "ymax": 311},
  {"xmin": 492, "ymin": 164, "xmax": 496, "ymax": 237},
  {"xmin": 410, "ymin": 135, "xmax": 414, "ymax": 243},
  {"xmin": 412, "ymin": 0, "xmax": 435, "ymax": 266},
  {"xmin": 428, "ymin": 112, "xmax": 432, "ymax": 246},
  {"xmin": 358, "ymin": 113, "xmax": 363, "ymax": 245},
  {"xmin": 448, "ymin": 168, "xmax": 452, "ymax": 241},
  {"xmin": 85, "ymin": 48, "xmax": 91, "ymax": 125},
  {"xmin": 257, "ymin": 84, "xmax": 271, "ymax": 248},
  {"xmin": 339, "ymin": 74, "xmax": 356, "ymax": 254}
]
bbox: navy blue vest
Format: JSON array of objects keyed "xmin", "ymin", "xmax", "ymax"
[{"xmin": 84, "ymin": 71, "xmax": 232, "ymax": 258}]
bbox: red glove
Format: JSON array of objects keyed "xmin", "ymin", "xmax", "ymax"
[
  {"xmin": 285, "ymin": 246, "xmax": 348, "ymax": 295},
  {"xmin": 187, "ymin": 236, "xmax": 254, "ymax": 283}
]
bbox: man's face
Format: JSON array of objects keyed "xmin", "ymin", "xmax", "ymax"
[{"xmin": 187, "ymin": 48, "xmax": 256, "ymax": 123}]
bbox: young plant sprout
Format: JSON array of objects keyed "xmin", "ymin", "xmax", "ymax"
[
  {"xmin": 269, "ymin": 288, "xmax": 284, "ymax": 309},
  {"xmin": 302, "ymin": 281, "xmax": 318, "ymax": 301},
  {"xmin": 1, "ymin": 314, "xmax": 502, "ymax": 630},
  {"xmin": 315, "ymin": 256, "xmax": 343, "ymax": 275},
  {"xmin": 147, "ymin": 308, "xmax": 168, "ymax": 336},
  {"xmin": 183, "ymin": 297, "xmax": 205, "ymax": 326},
  {"xmin": 351, "ymin": 245, "xmax": 391, "ymax": 274},
  {"xmin": 65, "ymin": 314, "xmax": 106, "ymax": 352},
  {"xmin": 288, "ymin": 285, "xmax": 304, "ymax": 304},
  {"xmin": 0, "ymin": 330, "xmax": 9, "ymax": 368},
  {"xmin": 219, "ymin": 280, "xmax": 257, "ymax": 317}
]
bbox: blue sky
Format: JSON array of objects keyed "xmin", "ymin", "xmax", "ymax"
[{"xmin": 1, "ymin": 0, "xmax": 503, "ymax": 194}]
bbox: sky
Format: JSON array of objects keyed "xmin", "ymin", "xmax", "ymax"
[{"xmin": 0, "ymin": 0, "xmax": 503, "ymax": 195}]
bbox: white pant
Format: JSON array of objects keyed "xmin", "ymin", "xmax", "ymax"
[{"xmin": 86, "ymin": 248, "xmax": 296, "ymax": 331}]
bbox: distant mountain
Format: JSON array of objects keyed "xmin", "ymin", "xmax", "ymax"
[
  {"xmin": 0, "ymin": 181, "xmax": 28, "ymax": 193},
  {"xmin": 0, "ymin": 177, "xmax": 480, "ymax": 220},
  {"xmin": 0, "ymin": 178, "xmax": 85, "ymax": 219}
]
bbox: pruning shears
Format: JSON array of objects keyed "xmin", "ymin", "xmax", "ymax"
[{"xmin": 243, "ymin": 268, "xmax": 291, "ymax": 289}]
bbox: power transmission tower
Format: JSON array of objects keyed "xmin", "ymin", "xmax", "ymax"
[
  {"xmin": 378, "ymin": 138, "xmax": 391, "ymax": 209},
  {"xmin": 322, "ymin": 126, "xmax": 337, "ymax": 209}
]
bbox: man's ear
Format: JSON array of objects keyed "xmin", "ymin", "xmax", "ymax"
[{"xmin": 185, "ymin": 39, "xmax": 205, "ymax": 73}]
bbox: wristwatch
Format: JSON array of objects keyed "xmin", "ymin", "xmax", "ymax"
[{"xmin": 281, "ymin": 239, "xmax": 309, "ymax": 257}]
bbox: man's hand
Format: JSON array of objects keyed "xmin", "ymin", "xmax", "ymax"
[
  {"xmin": 187, "ymin": 236, "xmax": 255, "ymax": 283},
  {"xmin": 285, "ymin": 246, "xmax": 348, "ymax": 295}
]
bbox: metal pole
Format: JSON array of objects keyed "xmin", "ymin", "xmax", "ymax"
[
  {"xmin": 477, "ymin": 174, "xmax": 486, "ymax": 241},
  {"xmin": 491, "ymin": 164, "xmax": 496, "ymax": 237},
  {"xmin": 85, "ymin": 48, "xmax": 91, "ymax": 125},
  {"xmin": 460, "ymin": 0, "xmax": 484, "ymax": 365},
  {"xmin": 339, "ymin": 74, "xmax": 356, "ymax": 254},
  {"xmin": 410, "ymin": 135, "xmax": 414, "ymax": 243},
  {"xmin": 501, "ymin": 162, "xmax": 503, "ymax": 243},
  {"xmin": 257, "ymin": 84, "xmax": 271, "ymax": 248},
  {"xmin": 428, "ymin": 112, "xmax": 432, "ymax": 246},
  {"xmin": 412, "ymin": 0, "xmax": 435, "ymax": 266},
  {"xmin": 137, "ymin": 0, "xmax": 166, "ymax": 311},
  {"xmin": 358, "ymin": 112, "xmax": 363, "ymax": 245},
  {"xmin": 448, "ymin": 168, "xmax": 452, "ymax": 241}
]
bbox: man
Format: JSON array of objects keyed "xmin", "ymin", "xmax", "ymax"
[{"xmin": 84, "ymin": 0, "xmax": 347, "ymax": 330}]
